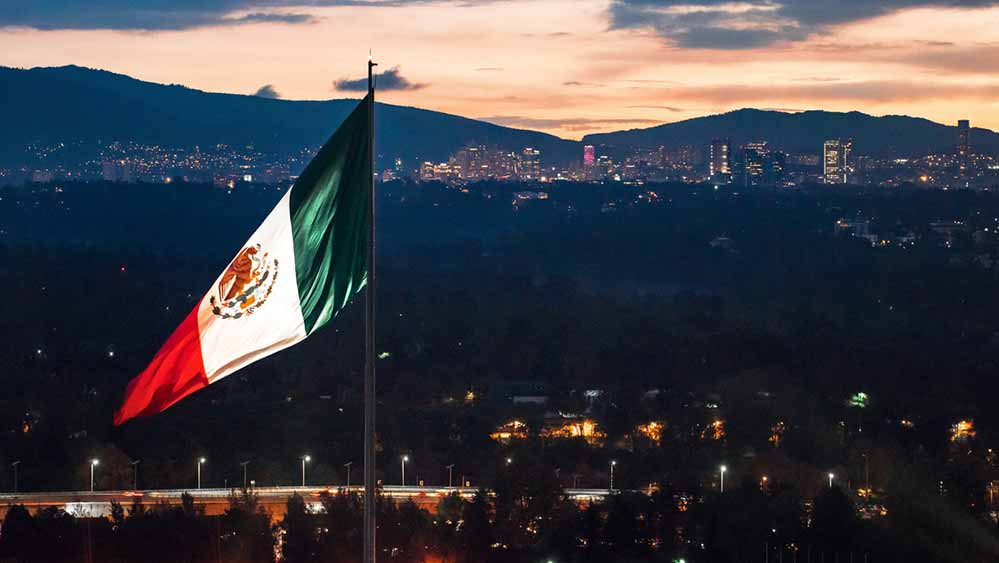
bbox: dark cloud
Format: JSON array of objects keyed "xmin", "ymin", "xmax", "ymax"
[
  {"xmin": 609, "ymin": 0, "xmax": 999, "ymax": 49},
  {"xmin": 0, "ymin": 0, "xmax": 443, "ymax": 31},
  {"xmin": 235, "ymin": 12, "xmax": 316, "ymax": 24},
  {"xmin": 333, "ymin": 66, "xmax": 427, "ymax": 92},
  {"xmin": 627, "ymin": 105, "xmax": 686, "ymax": 111},
  {"xmin": 652, "ymin": 79, "xmax": 999, "ymax": 104},
  {"xmin": 891, "ymin": 43, "xmax": 999, "ymax": 74},
  {"xmin": 253, "ymin": 84, "xmax": 281, "ymax": 99},
  {"xmin": 479, "ymin": 115, "xmax": 661, "ymax": 132}
]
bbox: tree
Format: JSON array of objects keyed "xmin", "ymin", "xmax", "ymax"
[
  {"xmin": 317, "ymin": 490, "xmax": 362, "ymax": 562},
  {"xmin": 279, "ymin": 494, "xmax": 317, "ymax": 563},
  {"xmin": 222, "ymin": 489, "xmax": 274, "ymax": 563},
  {"xmin": 460, "ymin": 490, "xmax": 494, "ymax": 563},
  {"xmin": 0, "ymin": 505, "xmax": 41, "ymax": 562},
  {"xmin": 811, "ymin": 486, "xmax": 859, "ymax": 549}
]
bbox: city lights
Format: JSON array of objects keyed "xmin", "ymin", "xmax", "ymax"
[{"xmin": 951, "ymin": 420, "xmax": 977, "ymax": 442}]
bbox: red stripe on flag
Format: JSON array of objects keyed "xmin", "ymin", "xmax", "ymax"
[{"xmin": 114, "ymin": 306, "xmax": 209, "ymax": 426}]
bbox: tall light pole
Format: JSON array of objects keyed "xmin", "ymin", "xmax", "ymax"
[
  {"xmin": 828, "ymin": 472, "xmax": 835, "ymax": 489},
  {"xmin": 446, "ymin": 464, "xmax": 455, "ymax": 488},
  {"xmin": 130, "ymin": 460, "xmax": 140, "ymax": 491},
  {"xmin": 301, "ymin": 455, "xmax": 311, "ymax": 487},
  {"xmin": 11, "ymin": 461, "xmax": 19, "ymax": 494},
  {"xmin": 401, "ymin": 455, "xmax": 409, "ymax": 486},
  {"xmin": 241, "ymin": 461, "xmax": 250, "ymax": 489},
  {"xmin": 610, "ymin": 460, "xmax": 617, "ymax": 491},
  {"xmin": 719, "ymin": 465, "xmax": 727, "ymax": 493},
  {"xmin": 90, "ymin": 459, "xmax": 99, "ymax": 492},
  {"xmin": 344, "ymin": 462, "xmax": 352, "ymax": 490},
  {"xmin": 197, "ymin": 457, "xmax": 206, "ymax": 489}
]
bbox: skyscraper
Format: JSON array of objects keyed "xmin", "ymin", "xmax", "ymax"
[
  {"xmin": 957, "ymin": 119, "xmax": 970, "ymax": 174},
  {"xmin": 519, "ymin": 148, "xmax": 541, "ymax": 180},
  {"xmin": 767, "ymin": 151, "xmax": 786, "ymax": 186},
  {"xmin": 583, "ymin": 145, "xmax": 595, "ymax": 167},
  {"xmin": 709, "ymin": 138, "xmax": 731, "ymax": 182},
  {"xmin": 743, "ymin": 141, "xmax": 767, "ymax": 187},
  {"xmin": 823, "ymin": 139, "xmax": 852, "ymax": 184}
]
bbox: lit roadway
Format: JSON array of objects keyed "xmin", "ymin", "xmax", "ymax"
[{"xmin": 0, "ymin": 486, "xmax": 616, "ymax": 518}]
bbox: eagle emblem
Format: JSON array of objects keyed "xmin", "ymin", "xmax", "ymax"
[{"xmin": 210, "ymin": 244, "xmax": 279, "ymax": 319}]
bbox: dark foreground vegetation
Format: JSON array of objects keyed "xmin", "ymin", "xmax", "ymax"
[
  {"xmin": 0, "ymin": 481, "xmax": 937, "ymax": 563},
  {"xmin": 5, "ymin": 179, "xmax": 999, "ymax": 561}
]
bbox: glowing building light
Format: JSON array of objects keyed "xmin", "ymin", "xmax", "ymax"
[
  {"xmin": 848, "ymin": 392, "xmax": 870, "ymax": 408},
  {"xmin": 540, "ymin": 419, "xmax": 607, "ymax": 446},
  {"xmin": 769, "ymin": 421, "xmax": 785, "ymax": 448},
  {"xmin": 701, "ymin": 420, "xmax": 726, "ymax": 441},
  {"xmin": 636, "ymin": 421, "xmax": 665, "ymax": 445},
  {"xmin": 951, "ymin": 420, "xmax": 976, "ymax": 442},
  {"xmin": 490, "ymin": 420, "xmax": 528, "ymax": 443}
]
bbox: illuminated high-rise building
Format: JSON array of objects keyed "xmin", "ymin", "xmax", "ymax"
[
  {"xmin": 583, "ymin": 145, "xmax": 595, "ymax": 167},
  {"xmin": 519, "ymin": 147, "xmax": 541, "ymax": 180},
  {"xmin": 743, "ymin": 141, "xmax": 767, "ymax": 187},
  {"xmin": 767, "ymin": 151, "xmax": 786, "ymax": 186},
  {"xmin": 419, "ymin": 161, "xmax": 435, "ymax": 182},
  {"xmin": 823, "ymin": 139, "xmax": 852, "ymax": 184},
  {"xmin": 709, "ymin": 138, "xmax": 731, "ymax": 182},
  {"xmin": 957, "ymin": 119, "xmax": 970, "ymax": 173}
]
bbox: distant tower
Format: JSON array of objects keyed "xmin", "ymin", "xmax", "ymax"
[
  {"xmin": 743, "ymin": 141, "xmax": 768, "ymax": 187},
  {"xmin": 823, "ymin": 139, "xmax": 852, "ymax": 184},
  {"xmin": 519, "ymin": 148, "xmax": 541, "ymax": 180},
  {"xmin": 767, "ymin": 151, "xmax": 786, "ymax": 186},
  {"xmin": 583, "ymin": 145, "xmax": 595, "ymax": 168},
  {"xmin": 709, "ymin": 138, "xmax": 731, "ymax": 182},
  {"xmin": 957, "ymin": 119, "xmax": 970, "ymax": 173}
]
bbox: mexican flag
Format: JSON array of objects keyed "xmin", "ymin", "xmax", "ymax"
[{"xmin": 114, "ymin": 95, "xmax": 372, "ymax": 425}]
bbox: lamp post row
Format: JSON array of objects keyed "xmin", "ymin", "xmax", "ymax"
[{"xmin": 12, "ymin": 455, "xmax": 635, "ymax": 492}]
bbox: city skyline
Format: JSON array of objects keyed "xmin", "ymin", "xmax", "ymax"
[{"xmin": 2, "ymin": 1, "xmax": 999, "ymax": 139}]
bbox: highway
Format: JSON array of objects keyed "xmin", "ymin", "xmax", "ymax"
[{"xmin": 0, "ymin": 486, "xmax": 616, "ymax": 518}]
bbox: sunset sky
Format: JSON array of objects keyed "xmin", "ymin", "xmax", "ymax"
[{"xmin": 2, "ymin": 0, "xmax": 998, "ymax": 139}]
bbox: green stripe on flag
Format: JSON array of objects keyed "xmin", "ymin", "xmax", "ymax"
[{"xmin": 288, "ymin": 94, "xmax": 372, "ymax": 335}]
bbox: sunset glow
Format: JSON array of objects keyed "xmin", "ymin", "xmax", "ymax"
[{"xmin": 3, "ymin": 0, "xmax": 998, "ymax": 138}]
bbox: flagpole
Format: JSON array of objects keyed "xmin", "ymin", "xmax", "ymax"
[{"xmin": 363, "ymin": 55, "xmax": 378, "ymax": 563}]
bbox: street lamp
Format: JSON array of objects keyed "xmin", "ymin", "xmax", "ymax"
[
  {"xmin": 446, "ymin": 464, "xmax": 455, "ymax": 488},
  {"xmin": 130, "ymin": 460, "xmax": 140, "ymax": 491},
  {"xmin": 505, "ymin": 457, "xmax": 513, "ymax": 466},
  {"xmin": 90, "ymin": 459, "xmax": 100, "ymax": 492},
  {"xmin": 241, "ymin": 461, "xmax": 250, "ymax": 489},
  {"xmin": 828, "ymin": 472, "xmax": 835, "ymax": 488},
  {"xmin": 197, "ymin": 457, "xmax": 206, "ymax": 489},
  {"xmin": 401, "ymin": 455, "xmax": 409, "ymax": 486},
  {"xmin": 11, "ymin": 461, "xmax": 20, "ymax": 494},
  {"xmin": 719, "ymin": 465, "xmax": 727, "ymax": 493},
  {"xmin": 610, "ymin": 460, "xmax": 617, "ymax": 491},
  {"xmin": 761, "ymin": 475, "xmax": 769, "ymax": 491},
  {"xmin": 344, "ymin": 461, "xmax": 352, "ymax": 490},
  {"xmin": 301, "ymin": 455, "xmax": 311, "ymax": 487}
]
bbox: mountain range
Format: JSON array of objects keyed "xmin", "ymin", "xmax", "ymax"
[
  {"xmin": 0, "ymin": 65, "xmax": 578, "ymax": 167},
  {"xmin": 583, "ymin": 108, "xmax": 999, "ymax": 156},
  {"xmin": 2, "ymin": 65, "xmax": 997, "ymax": 169}
]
